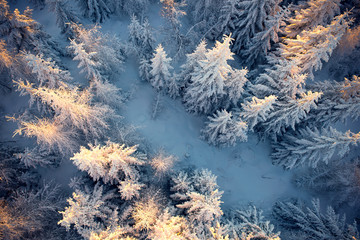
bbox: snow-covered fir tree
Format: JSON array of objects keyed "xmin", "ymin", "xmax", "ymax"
[
  {"xmin": 139, "ymin": 57, "xmax": 152, "ymax": 82},
  {"xmin": 273, "ymin": 199, "xmax": 359, "ymax": 240},
  {"xmin": 295, "ymin": 158, "xmax": 360, "ymax": 209},
  {"xmin": 214, "ymin": 0, "xmax": 282, "ymax": 54},
  {"xmin": 71, "ymin": 141, "xmax": 145, "ymax": 184},
  {"xmin": 68, "ymin": 38, "xmax": 99, "ymax": 79},
  {"xmin": 230, "ymin": 205, "xmax": 281, "ymax": 239},
  {"xmin": 148, "ymin": 208, "xmax": 194, "ymax": 240},
  {"xmin": 58, "ymin": 183, "xmax": 116, "ymax": 239},
  {"xmin": 178, "ymin": 39, "xmax": 207, "ymax": 90},
  {"xmin": 149, "ymin": 44, "xmax": 175, "ymax": 95},
  {"xmin": 128, "ymin": 15, "xmax": 155, "ymax": 58},
  {"xmin": 23, "ymin": 52, "xmax": 72, "ymax": 88},
  {"xmin": 272, "ymin": 126, "xmax": 360, "ymax": 169},
  {"xmin": 242, "ymin": 7, "xmax": 288, "ymax": 66},
  {"xmin": 307, "ymin": 76, "xmax": 360, "ymax": 125},
  {"xmin": 123, "ymin": 0, "xmax": 149, "ymax": 18},
  {"xmin": 10, "ymin": 116, "xmax": 76, "ymax": 155},
  {"xmin": 225, "ymin": 68, "xmax": 248, "ymax": 107},
  {"xmin": 187, "ymin": 0, "xmax": 221, "ymax": 35},
  {"xmin": 174, "ymin": 169, "xmax": 224, "ymax": 235},
  {"xmin": 183, "ymin": 35, "xmax": 235, "ymax": 114},
  {"xmin": 15, "ymin": 80, "xmax": 112, "ymax": 137},
  {"xmin": 240, "ymin": 95, "xmax": 277, "ymax": 132},
  {"xmin": 261, "ymin": 91, "xmax": 322, "ymax": 139},
  {"xmin": 46, "ymin": 0, "xmax": 80, "ymax": 37},
  {"xmin": 160, "ymin": 0, "xmax": 187, "ymax": 57},
  {"xmin": 76, "ymin": 0, "xmax": 110, "ymax": 23},
  {"xmin": 0, "ymin": 4, "xmax": 38, "ymax": 51},
  {"xmin": 280, "ymin": 12, "xmax": 352, "ymax": 79},
  {"xmin": 201, "ymin": 109, "xmax": 248, "ymax": 147},
  {"xmin": 71, "ymin": 23, "xmax": 124, "ymax": 75},
  {"xmin": 284, "ymin": 0, "xmax": 341, "ymax": 38},
  {"xmin": 252, "ymin": 55, "xmax": 306, "ymax": 98}
]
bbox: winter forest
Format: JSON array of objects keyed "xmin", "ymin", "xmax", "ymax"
[{"xmin": 0, "ymin": 0, "xmax": 360, "ymax": 239}]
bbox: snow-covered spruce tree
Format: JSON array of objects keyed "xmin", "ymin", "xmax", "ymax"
[
  {"xmin": 239, "ymin": 95, "xmax": 277, "ymax": 132},
  {"xmin": 123, "ymin": 0, "xmax": 149, "ymax": 18},
  {"xmin": 201, "ymin": 109, "xmax": 248, "ymax": 147},
  {"xmin": 242, "ymin": 7, "xmax": 288, "ymax": 66},
  {"xmin": 139, "ymin": 57, "xmax": 152, "ymax": 82},
  {"xmin": 150, "ymin": 151, "xmax": 177, "ymax": 178},
  {"xmin": 71, "ymin": 141, "xmax": 145, "ymax": 185},
  {"xmin": 23, "ymin": 52, "xmax": 72, "ymax": 88},
  {"xmin": 68, "ymin": 38, "xmax": 99, "ymax": 79},
  {"xmin": 229, "ymin": 205, "xmax": 281, "ymax": 240},
  {"xmin": 171, "ymin": 169, "xmax": 224, "ymax": 235},
  {"xmin": 272, "ymin": 126, "xmax": 360, "ymax": 169},
  {"xmin": 76, "ymin": 0, "xmax": 110, "ymax": 23},
  {"xmin": 14, "ymin": 80, "xmax": 112, "ymax": 138},
  {"xmin": 128, "ymin": 15, "xmax": 155, "ymax": 58},
  {"xmin": 10, "ymin": 116, "xmax": 76, "ymax": 156},
  {"xmin": 225, "ymin": 68, "xmax": 248, "ymax": 107},
  {"xmin": 46, "ymin": 0, "xmax": 80, "ymax": 37},
  {"xmin": 215, "ymin": 0, "xmax": 282, "ymax": 55},
  {"xmin": 0, "ymin": 3, "xmax": 38, "ymax": 51},
  {"xmin": 280, "ymin": 12, "xmax": 352, "ymax": 79},
  {"xmin": 70, "ymin": 23, "xmax": 124, "ymax": 75},
  {"xmin": 183, "ymin": 35, "xmax": 234, "ymax": 114},
  {"xmin": 148, "ymin": 207, "xmax": 195, "ymax": 240},
  {"xmin": 307, "ymin": 76, "xmax": 360, "ymax": 126},
  {"xmin": 187, "ymin": 0, "xmax": 221, "ymax": 35},
  {"xmin": 58, "ymin": 183, "xmax": 116, "ymax": 239},
  {"xmin": 150, "ymin": 44, "xmax": 177, "ymax": 97},
  {"xmin": 132, "ymin": 193, "xmax": 161, "ymax": 231},
  {"xmin": 273, "ymin": 199, "xmax": 359, "ymax": 240},
  {"xmin": 160, "ymin": 0, "xmax": 187, "ymax": 58},
  {"xmin": 284, "ymin": 0, "xmax": 341, "ymax": 38},
  {"xmin": 178, "ymin": 39, "xmax": 207, "ymax": 90},
  {"xmin": 251, "ymin": 55, "xmax": 306, "ymax": 99},
  {"xmin": 1, "ymin": 182, "xmax": 63, "ymax": 240},
  {"xmin": 261, "ymin": 91, "xmax": 322, "ymax": 140},
  {"xmin": 295, "ymin": 158, "xmax": 360, "ymax": 209}
]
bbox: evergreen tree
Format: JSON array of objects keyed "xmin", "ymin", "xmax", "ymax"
[
  {"xmin": 0, "ymin": 4, "xmax": 38, "ymax": 51},
  {"xmin": 307, "ymin": 76, "xmax": 360, "ymax": 126},
  {"xmin": 295, "ymin": 158, "xmax": 360, "ymax": 209},
  {"xmin": 225, "ymin": 68, "xmax": 248, "ymax": 107},
  {"xmin": 201, "ymin": 109, "xmax": 248, "ymax": 147},
  {"xmin": 179, "ymin": 39, "xmax": 207, "ymax": 90},
  {"xmin": 139, "ymin": 57, "xmax": 152, "ymax": 82},
  {"xmin": 58, "ymin": 184, "xmax": 116, "ymax": 239},
  {"xmin": 15, "ymin": 80, "xmax": 112, "ymax": 138},
  {"xmin": 240, "ymin": 95, "xmax": 277, "ymax": 132},
  {"xmin": 273, "ymin": 199, "xmax": 359, "ymax": 240},
  {"xmin": 46, "ymin": 0, "xmax": 80, "ymax": 37},
  {"xmin": 23, "ymin": 52, "xmax": 72, "ymax": 88},
  {"xmin": 284, "ymin": 0, "xmax": 341, "ymax": 38},
  {"xmin": 183, "ymin": 35, "xmax": 234, "ymax": 114},
  {"xmin": 214, "ymin": 0, "xmax": 282, "ymax": 54},
  {"xmin": 261, "ymin": 91, "xmax": 322, "ymax": 139},
  {"xmin": 71, "ymin": 142, "xmax": 145, "ymax": 184},
  {"xmin": 149, "ymin": 44, "xmax": 174, "ymax": 93},
  {"xmin": 272, "ymin": 126, "xmax": 360, "ymax": 169},
  {"xmin": 128, "ymin": 16, "xmax": 155, "ymax": 58},
  {"xmin": 242, "ymin": 7, "xmax": 288, "ymax": 66},
  {"xmin": 252, "ymin": 55, "xmax": 306, "ymax": 98},
  {"xmin": 68, "ymin": 38, "xmax": 99, "ymax": 79},
  {"xmin": 280, "ymin": 12, "xmax": 352, "ymax": 79},
  {"xmin": 76, "ymin": 0, "xmax": 111, "ymax": 23}
]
